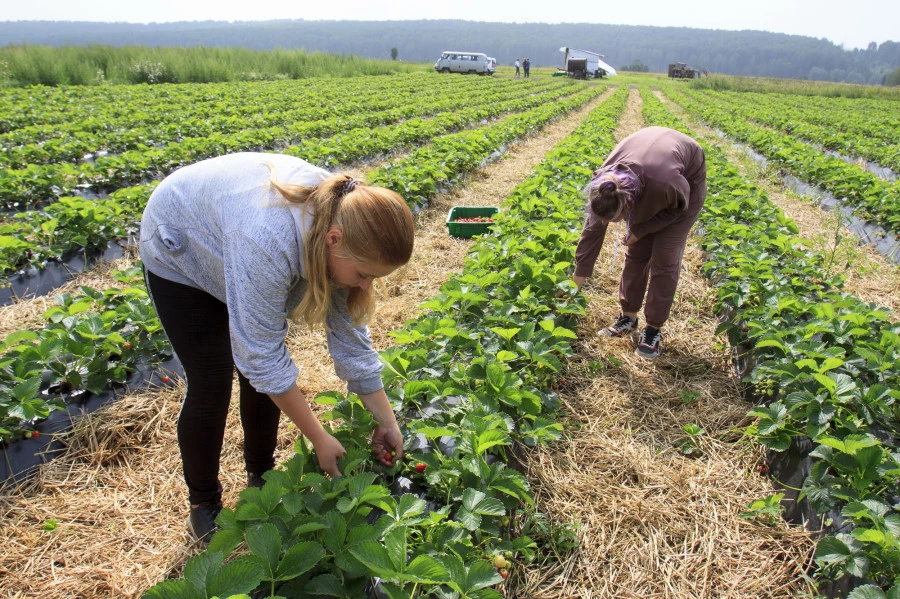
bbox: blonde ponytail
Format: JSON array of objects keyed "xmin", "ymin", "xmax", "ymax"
[{"xmin": 267, "ymin": 169, "xmax": 414, "ymax": 328}]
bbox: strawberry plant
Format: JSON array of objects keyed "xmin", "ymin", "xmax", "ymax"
[
  {"xmin": 643, "ymin": 86, "xmax": 900, "ymax": 595},
  {"xmin": 142, "ymin": 550, "xmax": 266, "ymax": 599},
  {"xmin": 0, "ymin": 266, "xmax": 172, "ymax": 442},
  {"xmin": 675, "ymin": 424, "xmax": 706, "ymax": 456},
  {"xmin": 739, "ymin": 493, "xmax": 786, "ymax": 524}
]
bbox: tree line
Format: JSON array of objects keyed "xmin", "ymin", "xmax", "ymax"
[{"xmin": 1, "ymin": 19, "xmax": 898, "ymax": 85}]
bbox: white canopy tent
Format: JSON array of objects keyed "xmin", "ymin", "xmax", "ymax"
[{"xmin": 559, "ymin": 47, "xmax": 618, "ymax": 76}]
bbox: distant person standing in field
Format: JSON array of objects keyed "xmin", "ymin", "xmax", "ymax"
[
  {"xmin": 523, "ymin": 57, "xmax": 531, "ymax": 78},
  {"xmin": 139, "ymin": 152, "xmax": 414, "ymax": 544},
  {"xmin": 514, "ymin": 58, "xmax": 521, "ymax": 77},
  {"xmin": 571, "ymin": 127, "xmax": 707, "ymax": 359}
]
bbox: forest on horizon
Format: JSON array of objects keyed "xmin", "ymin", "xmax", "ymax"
[{"xmin": 1, "ymin": 19, "xmax": 898, "ymax": 84}]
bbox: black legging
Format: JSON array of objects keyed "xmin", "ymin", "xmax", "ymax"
[{"xmin": 144, "ymin": 268, "xmax": 281, "ymax": 505}]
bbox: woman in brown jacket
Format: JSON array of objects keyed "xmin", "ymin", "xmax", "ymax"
[{"xmin": 572, "ymin": 126, "xmax": 706, "ymax": 358}]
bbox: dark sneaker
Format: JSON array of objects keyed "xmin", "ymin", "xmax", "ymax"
[
  {"xmin": 636, "ymin": 326, "xmax": 662, "ymax": 359},
  {"xmin": 188, "ymin": 500, "xmax": 222, "ymax": 545},
  {"xmin": 599, "ymin": 314, "xmax": 638, "ymax": 337},
  {"xmin": 247, "ymin": 472, "xmax": 266, "ymax": 489}
]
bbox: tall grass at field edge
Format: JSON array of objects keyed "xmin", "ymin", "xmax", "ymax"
[
  {"xmin": 0, "ymin": 44, "xmax": 430, "ymax": 86},
  {"xmin": 692, "ymin": 73, "xmax": 900, "ymax": 99}
]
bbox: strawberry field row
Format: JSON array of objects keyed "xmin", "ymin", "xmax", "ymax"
[
  {"xmin": 0, "ymin": 79, "xmax": 572, "ymax": 209},
  {"xmin": 282, "ymin": 84, "xmax": 583, "ymax": 169},
  {"xmin": 0, "ymin": 73, "xmax": 516, "ymax": 137},
  {"xmin": 368, "ymin": 86, "xmax": 605, "ymax": 209},
  {"xmin": 0, "ymin": 266, "xmax": 172, "ymax": 445},
  {"xmin": 1, "ymin": 78, "xmax": 567, "ymax": 169},
  {"xmin": 141, "ymin": 84, "xmax": 629, "ymax": 599},
  {"xmin": 665, "ymin": 85, "xmax": 900, "ymax": 236},
  {"xmin": 642, "ymin": 89, "xmax": 900, "ymax": 596},
  {"xmin": 0, "ymin": 84, "xmax": 588, "ymax": 292},
  {"xmin": 696, "ymin": 89, "xmax": 899, "ymax": 172},
  {"xmin": 766, "ymin": 93, "xmax": 899, "ymax": 146}
]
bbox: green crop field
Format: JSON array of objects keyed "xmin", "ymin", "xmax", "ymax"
[{"xmin": 1, "ymin": 69, "xmax": 899, "ymax": 599}]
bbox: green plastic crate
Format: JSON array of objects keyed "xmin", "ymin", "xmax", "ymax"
[{"xmin": 446, "ymin": 206, "xmax": 499, "ymax": 238}]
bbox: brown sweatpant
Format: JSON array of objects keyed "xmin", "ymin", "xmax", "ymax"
[{"xmin": 619, "ymin": 184, "xmax": 706, "ymax": 328}]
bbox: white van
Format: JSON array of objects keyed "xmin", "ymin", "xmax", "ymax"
[{"xmin": 434, "ymin": 52, "xmax": 496, "ymax": 75}]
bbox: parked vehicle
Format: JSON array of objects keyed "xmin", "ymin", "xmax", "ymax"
[
  {"xmin": 668, "ymin": 62, "xmax": 700, "ymax": 78},
  {"xmin": 559, "ymin": 47, "xmax": 617, "ymax": 79},
  {"xmin": 434, "ymin": 52, "xmax": 496, "ymax": 75}
]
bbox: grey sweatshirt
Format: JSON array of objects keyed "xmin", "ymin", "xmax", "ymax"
[{"xmin": 139, "ymin": 152, "xmax": 384, "ymax": 397}]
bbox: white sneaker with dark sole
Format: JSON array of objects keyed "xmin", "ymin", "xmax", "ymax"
[
  {"xmin": 635, "ymin": 326, "xmax": 662, "ymax": 359},
  {"xmin": 599, "ymin": 314, "xmax": 638, "ymax": 337}
]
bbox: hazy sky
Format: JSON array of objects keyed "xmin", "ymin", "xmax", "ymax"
[{"xmin": 4, "ymin": 0, "xmax": 897, "ymax": 50}]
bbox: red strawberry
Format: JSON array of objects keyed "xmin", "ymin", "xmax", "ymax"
[
  {"xmin": 415, "ymin": 463, "xmax": 427, "ymax": 473},
  {"xmin": 161, "ymin": 375, "xmax": 171, "ymax": 383},
  {"xmin": 499, "ymin": 569, "xmax": 508, "ymax": 579},
  {"xmin": 32, "ymin": 430, "xmax": 40, "ymax": 439},
  {"xmin": 123, "ymin": 343, "xmax": 133, "ymax": 349}
]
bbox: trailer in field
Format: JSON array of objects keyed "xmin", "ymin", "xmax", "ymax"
[
  {"xmin": 668, "ymin": 62, "xmax": 700, "ymax": 78},
  {"xmin": 559, "ymin": 47, "xmax": 617, "ymax": 79}
]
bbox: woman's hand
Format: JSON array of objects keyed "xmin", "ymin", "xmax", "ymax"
[
  {"xmin": 555, "ymin": 275, "xmax": 586, "ymax": 298},
  {"xmin": 371, "ymin": 422, "xmax": 404, "ymax": 466},
  {"xmin": 357, "ymin": 388, "xmax": 405, "ymax": 467},
  {"xmin": 312, "ymin": 433, "xmax": 346, "ymax": 477},
  {"xmin": 623, "ymin": 233, "xmax": 640, "ymax": 246},
  {"xmin": 270, "ymin": 385, "xmax": 346, "ymax": 477}
]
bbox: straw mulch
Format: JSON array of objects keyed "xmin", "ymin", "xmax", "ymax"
[
  {"xmin": 0, "ymin": 88, "xmax": 612, "ymax": 598},
  {"xmin": 505, "ymin": 89, "xmax": 817, "ymax": 598},
  {"xmin": 510, "ymin": 244, "xmax": 817, "ymax": 598}
]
